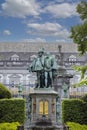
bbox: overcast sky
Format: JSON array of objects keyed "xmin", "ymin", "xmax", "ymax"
[{"xmin": 0, "ymin": 0, "xmax": 83, "ymax": 43}]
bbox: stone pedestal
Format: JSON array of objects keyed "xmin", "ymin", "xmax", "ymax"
[
  {"xmin": 27, "ymin": 88, "xmax": 63, "ymax": 130},
  {"xmin": 30, "ymin": 88, "xmax": 57, "ymax": 123}
]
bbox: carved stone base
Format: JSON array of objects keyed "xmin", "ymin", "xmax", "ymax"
[{"xmin": 27, "ymin": 125, "xmax": 64, "ymax": 130}]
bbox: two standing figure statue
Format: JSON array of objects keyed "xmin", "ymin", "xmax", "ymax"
[{"xmin": 29, "ymin": 48, "xmax": 58, "ymax": 88}]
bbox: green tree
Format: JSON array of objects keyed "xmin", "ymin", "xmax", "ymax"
[
  {"xmin": 70, "ymin": 1, "xmax": 87, "ymax": 87},
  {"xmin": 70, "ymin": 1, "xmax": 87, "ymax": 55}
]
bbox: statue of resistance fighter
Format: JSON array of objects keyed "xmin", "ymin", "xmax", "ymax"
[
  {"xmin": 29, "ymin": 49, "xmax": 58, "ymax": 88},
  {"xmin": 29, "ymin": 48, "xmax": 45, "ymax": 88},
  {"xmin": 44, "ymin": 53, "xmax": 58, "ymax": 87}
]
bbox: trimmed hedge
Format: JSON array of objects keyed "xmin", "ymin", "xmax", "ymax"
[
  {"xmin": 67, "ymin": 122, "xmax": 87, "ymax": 130},
  {"xmin": 0, "ymin": 83, "xmax": 12, "ymax": 99},
  {"xmin": 0, "ymin": 98, "xmax": 25, "ymax": 124},
  {"xmin": 0, "ymin": 122, "xmax": 20, "ymax": 130},
  {"xmin": 62, "ymin": 99, "xmax": 87, "ymax": 124},
  {"xmin": 81, "ymin": 94, "xmax": 87, "ymax": 102}
]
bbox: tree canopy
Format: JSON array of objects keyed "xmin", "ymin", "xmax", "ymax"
[
  {"xmin": 70, "ymin": 1, "xmax": 87, "ymax": 87},
  {"xmin": 70, "ymin": 1, "xmax": 87, "ymax": 55}
]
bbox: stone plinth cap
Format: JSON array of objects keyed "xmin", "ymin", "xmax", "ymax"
[{"xmin": 30, "ymin": 88, "xmax": 58, "ymax": 96}]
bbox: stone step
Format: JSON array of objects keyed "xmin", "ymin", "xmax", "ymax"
[{"xmin": 24, "ymin": 125, "xmax": 68, "ymax": 130}]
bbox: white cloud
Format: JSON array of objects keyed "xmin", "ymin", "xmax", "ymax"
[
  {"xmin": 22, "ymin": 38, "xmax": 46, "ymax": 42},
  {"xmin": 56, "ymin": 39, "xmax": 66, "ymax": 43},
  {"xmin": 27, "ymin": 22, "xmax": 70, "ymax": 39},
  {"xmin": 1, "ymin": 1, "xmax": 78, "ymax": 19},
  {"xmin": 3, "ymin": 30, "xmax": 11, "ymax": 35},
  {"xmin": 44, "ymin": 3, "xmax": 77, "ymax": 18},
  {"xmin": 1, "ymin": 0, "xmax": 40, "ymax": 18}
]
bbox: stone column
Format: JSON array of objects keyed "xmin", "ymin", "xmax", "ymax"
[
  {"xmin": 48, "ymin": 98, "xmax": 51, "ymax": 119},
  {"xmin": 3, "ymin": 73, "xmax": 7, "ymax": 85},
  {"xmin": 36, "ymin": 98, "xmax": 39, "ymax": 119},
  {"xmin": 23, "ymin": 74, "xmax": 26, "ymax": 85}
]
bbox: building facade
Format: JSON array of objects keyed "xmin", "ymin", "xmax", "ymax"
[{"xmin": 0, "ymin": 42, "xmax": 87, "ymax": 96}]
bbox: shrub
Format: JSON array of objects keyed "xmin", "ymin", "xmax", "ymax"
[
  {"xmin": 0, "ymin": 98, "xmax": 25, "ymax": 124},
  {"xmin": 0, "ymin": 83, "xmax": 11, "ymax": 99},
  {"xmin": 81, "ymin": 94, "xmax": 87, "ymax": 102},
  {"xmin": 0, "ymin": 122, "xmax": 20, "ymax": 130},
  {"xmin": 62, "ymin": 99, "xmax": 86, "ymax": 124},
  {"xmin": 66, "ymin": 122, "xmax": 87, "ymax": 130}
]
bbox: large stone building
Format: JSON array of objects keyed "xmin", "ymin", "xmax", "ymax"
[{"xmin": 0, "ymin": 42, "xmax": 87, "ymax": 96}]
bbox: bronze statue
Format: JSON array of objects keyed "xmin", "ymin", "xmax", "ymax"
[{"xmin": 29, "ymin": 48, "xmax": 58, "ymax": 88}]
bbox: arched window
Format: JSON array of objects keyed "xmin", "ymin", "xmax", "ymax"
[
  {"xmin": 39, "ymin": 100, "xmax": 48, "ymax": 116},
  {"xmin": 44, "ymin": 101, "xmax": 48, "ymax": 115},
  {"xmin": 39, "ymin": 101, "xmax": 44, "ymax": 115},
  {"xmin": 9, "ymin": 74, "xmax": 21, "ymax": 86}
]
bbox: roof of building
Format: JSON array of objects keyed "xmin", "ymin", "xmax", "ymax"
[{"xmin": 0, "ymin": 42, "xmax": 78, "ymax": 53}]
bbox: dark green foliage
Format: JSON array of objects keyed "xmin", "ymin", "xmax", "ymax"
[
  {"xmin": 0, "ymin": 122, "xmax": 20, "ymax": 130},
  {"xmin": 70, "ymin": 1, "xmax": 87, "ymax": 87},
  {"xmin": 77, "ymin": 1, "xmax": 87, "ymax": 20},
  {"xmin": 62, "ymin": 99, "xmax": 87, "ymax": 124},
  {"xmin": 0, "ymin": 83, "xmax": 12, "ymax": 99},
  {"xmin": 0, "ymin": 98, "xmax": 25, "ymax": 124},
  {"xmin": 81, "ymin": 94, "xmax": 87, "ymax": 102},
  {"xmin": 70, "ymin": 1, "xmax": 87, "ymax": 55},
  {"xmin": 67, "ymin": 122, "xmax": 87, "ymax": 130},
  {"xmin": 70, "ymin": 22, "xmax": 87, "ymax": 55}
]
